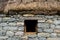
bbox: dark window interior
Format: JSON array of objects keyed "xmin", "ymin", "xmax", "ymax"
[{"xmin": 24, "ymin": 20, "xmax": 37, "ymax": 32}]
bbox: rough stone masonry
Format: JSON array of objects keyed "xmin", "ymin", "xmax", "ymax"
[{"xmin": 0, "ymin": 14, "xmax": 60, "ymax": 40}]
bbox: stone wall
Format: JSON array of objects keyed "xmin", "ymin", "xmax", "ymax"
[{"xmin": 0, "ymin": 14, "xmax": 60, "ymax": 40}]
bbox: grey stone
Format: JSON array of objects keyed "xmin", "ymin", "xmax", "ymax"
[
  {"xmin": 43, "ymin": 29, "xmax": 54, "ymax": 33},
  {"xmin": 38, "ymin": 19, "xmax": 45, "ymax": 22},
  {"xmin": 47, "ymin": 38, "xmax": 60, "ymax": 40},
  {"xmin": 0, "ymin": 30, "xmax": 6, "ymax": 36},
  {"xmin": 22, "ymin": 0, "xmax": 33, "ymax": 3},
  {"xmin": 8, "ymin": 22, "xmax": 16, "ymax": 26},
  {"xmin": 3, "ymin": 26, "xmax": 18, "ymax": 31},
  {"xmin": 45, "ymin": 16, "xmax": 54, "ymax": 19},
  {"xmin": 57, "ymin": 33, "xmax": 60, "ymax": 37},
  {"xmin": 28, "ymin": 34, "xmax": 37, "ymax": 38},
  {"xmin": 6, "ymin": 31, "xmax": 14, "ymax": 36},
  {"xmin": 37, "ymin": 28, "xmax": 43, "ymax": 32},
  {"xmin": 55, "ymin": 25, "xmax": 60, "ymax": 29},
  {"xmin": 16, "ymin": 22, "xmax": 24, "ymax": 26},
  {"xmin": 0, "ymin": 36, "xmax": 8, "ymax": 39},
  {"xmin": 53, "ymin": 20, "xmax": 60, "ymax": 25},
  {"xmin": 28, "ymin": 37, "xmax": 38, "ymax": 40},
  {"xmin": 18, "ymin": 27, "xmax": 24, "ymax": 31},
  {"xmin": 0, "ymin": 14, "xmax": 6, "ymax": 17},
  {"xmin": 7, "ymin": 36, "xmax": 21, "ymax": 40},
  {"xmin": 15, "ymin": 31, "xmax": 24, "ymax": 36},
  {"xmin": 8, "ymin": 18, "xmax": 16, "ymax": 22},
  {"xmin": 0, "ymin": 18, "xmax": 2, "ymax": 22},
  {"xmin": 0, "ymin": 23, "xmax": 8, "ymax": 26},
  {"xmin": 50, "ymin": 24, "xmax": 56, "ymax": 29},
  {"xmin": 0, "ymin": 26, "xmax": 3, "ymax": 30},
  {"xmin": 50, "ymin": 33, "xmax": 57, "ymax": 38},
  {"xmin": 38, "ymin": 33, "xmax": 50, "ymax": 37},
  {"xmin": 2, "ymin": 17, "xmax": 11, "ymax": 21},
  {"xmin": 38, "ymin": 23, "xmax": 49, "ymax": 29},
  {"xmin": 38, "ymin": 37, "xmax": 46, "ymax": 40}
]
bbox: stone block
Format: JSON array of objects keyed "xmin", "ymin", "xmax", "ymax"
[
  {"xmin": 38, "ymin": 23, "xmax": 49, "ymax": 29},
  {"xmin": 8, "ymin": 18, "xmax": 16, "ymax": 22},
  {"xmin": 47, "ymin": 0, "xmax": 57, "ymax": 2},
  {"xmin": 38, "ymin": 33, "xmax": 50, "ymax": 37},
  {"xmin": 57, "ymin": 33, "xmax": 60, "ymax": 37},
  {"xmin": 47, "ymin": 38, "xmax": 60, "ymax": 40},
  {"xmin": 37, "ymin": 28, "xmax": 43, "ymax": 32},
  {"xmin": 43, "ymin": 29, "xmax": 54, "ymax": 33},
  {"xmin": 7, "ymin": 36, "xmax": 21, "ymax": 40},
  {"xmin": 54, "ymin": 29, "xmax": 60, "ymax": 33},
  {"xmin": 28, "ymin": 34, "xmax": 37, "ymax": 38},
  {"xmin": 16, "ymin": 22, "xmax": 24, "ymax": 26},
  {"xmin": 53, "ymin": 20, "xmax": 60, "ymax": 25},
  {"xmin": 0, "ymin": 30, "xmax": 6, "ymax": 36},
  {"xmin": 46, "ymin": 20, "xmax": 53, "ymax": 23},
  {"xmin": 3, "ymin": 17, "xmax": 16, "ymax": 22},
  {"xmin": 18, "ymin": 27, "xmax": 24, "ymax": 31},
  {"xmin": 8, "ymin": 22, "xmax": 16, "ymax": 26},
  {"xmin": 6, "ymin": 31, "xmax": 14, "ymax": 36},
  {"xmin": 38, "ymin": 37, "xmax": 46, "ymax": 40},
  {"xmin": 45, "ymin": 16, "xmax": 54, "ymax": 19},
  {"xmin": 50, "ymin": 24, "xmax": 56, "ymax": 29},
  {"xmin": 15, "ymin": 31, "xmax": 24, "ymax": 36},
  {"xmin": 3, "ymin": 26, "xmax": 18, "ymax": 31},
  {"xmin": 0, "ymin": 36, "xmax": 8, "ymax": 39},
  {"xmin": 50, "ymin": 33, "xmax": 57, "ymax": 38},
  {"xmin": 22, "ymin": 0, "xmax": 33, "ymax": 3},
  {"xmin": 55, "ymin": 25, "xmax": 60, "ymax": 29},
  {"xmin": 2, "ymin": 17, "xmax": 11, "ymax": 21},
  {"xmin": 0, "ymin": 18, "xmax": 2, "ymax": 22},
  {"xmin": 38, "ymin": 19, "xmax": 45, "ymax": 22},
  {"xmin": 0, "ymin": 23, "xmax": 8, "ymax": 26}
]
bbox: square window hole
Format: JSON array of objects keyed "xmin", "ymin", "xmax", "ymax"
[{"xmin": 24, "ymin": 20, "xmax": 38, "ymax": 33}]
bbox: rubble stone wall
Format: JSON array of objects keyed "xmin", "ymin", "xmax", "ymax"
[{"xmin": 0, "ymin": 14, "xmax": 60, "ymax": 40}]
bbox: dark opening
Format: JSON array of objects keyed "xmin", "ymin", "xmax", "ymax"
[{"xmin": 24, "ymin": 20, "xmax": 37, "ymax": 32}]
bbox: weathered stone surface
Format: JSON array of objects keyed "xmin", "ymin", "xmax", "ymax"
[
  {"xmin": 15, "ymin": 31, "xmax": 24, "ymax": 36},
  {"xmin": 8, "ymin": 22, "xmax": 16, "ymax": 26},
  {"xmin": 46, "ymin": 20, "xmax": 53, "ymax": 23},
  {"xmin": 38, "ymin": 23, "xmax": 49, "ymax": 29},
  {"xmin": 18, "ymin": 27, "xmax": 24, "ymax": 31},
  {"xmin": 45, "ymin": 16, "xmax": 54, "ymax": 19},
  {"xmin": 38, "ymin": 19, "xmax": 46, "ymax": 22},
  {"xmin": 23, "ymin": 14, "xmax": 34, "ymax": 17},
  {"xmin": 22, "ymin": 0, "xmax": 33, "ymax": 3},
  {"xmin": 57, "ymin": 33, "xmax": 60, "ymax": 37},
  {"xmin": 47, "ymin": 38, "xmax": 60, "ymax": 40},
  {"xmin": 0, "ymin": 30, "xmax": 6, "ymax": 36},
  {"xmin": 38, "ymin": 28, "xmax": 43, "ymax": 32},
  {"xmin": 50, "ymin": 33, "xmax": 57, "ymax": 38},
  {"xmin": 38, "ymin": 33, "xmax": 50, "ymax": 37},
  {"xmin": 28, "ymin": 34, "xmax": 37, "ymax": 38},
  {"xmin": 16, "ymin": 22, "xmax": 24, "ymax": 26},
  {"xmin": 3, "ymin": 26, "xmax": 18, "ymax": 31},
  {"xmin": 2, "ymin": 17, "xmax": 11, "ymax": 21},
  {"xmin": 7, "ymin": 36, "xmax": 21, "ymax": 40},
  {"xmin": 53, "ymin": 20, "xmax": 60, "ymax": 25},
  {"xmin": 55, "ymin": 25, "xmax": 60, "ymax": 29},
  {"xmin": 0, "ymin": 18, "xmax": 2, "ymax": 22},
  {"xmin": 54, "ymin": 29, "xmax": 60, "ymax": 33},
  {"xmin": 0, "ymin": 23, "xmax": 8, "ymax": 26},
  {"xmin": 0, "ymin": 36, "xmax": 8, "ymax": 39},
  {"xmin": 38, "ymin": 37, "xmax": 46, "ymax": 40},
  {"xmin": 6, "ymin": 31, "xmax": 14, "ymax": 36},
  {"xmin": 50, "ymin": 24, "xmax": 56, "ymax": 29},
  {"xmin": 43, "ymin": 29, "xmax": 54, "ymax": 33}
]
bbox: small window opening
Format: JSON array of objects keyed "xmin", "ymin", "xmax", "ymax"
[{"xmin": 24, "ymin": 20, "xmax": 37, "ymax": 33}]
